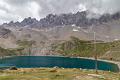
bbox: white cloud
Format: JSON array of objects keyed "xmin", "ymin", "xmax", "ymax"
[
  {"xmin": 78, "ymin": 4, "xmax": 87, "ymax": 12},
  {"xmin": 27, "ymin": 1, "xmax": 41, "ymax": 20},
  {"xmin": 0, "ymin": 0, "xmax": 41, "ymax": 24},
  {"xmin": 0, "ymin": 0, "xmax": 120, "ymax": 24}
]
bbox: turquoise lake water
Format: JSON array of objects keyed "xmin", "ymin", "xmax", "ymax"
[{"xmin": 0, "ymin": 56, "xmax": 119, "ymax": 72}]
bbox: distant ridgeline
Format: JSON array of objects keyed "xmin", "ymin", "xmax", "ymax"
[{"xmin": 2, "ymin": 11, "xmax": 120, "ymax": 28}]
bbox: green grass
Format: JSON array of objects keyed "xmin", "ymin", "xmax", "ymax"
[
  {"xmin": 54, "ymin": 36, "xmax": 120, "ymax": 61},
  {"xmin": 55, "ymin": 37, "xmax": 109, "ymax": 57},
  {"xmin": 0, "ymin": 68, "xmax": 120, "ymax": 80}
]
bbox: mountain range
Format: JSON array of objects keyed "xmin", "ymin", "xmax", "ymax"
[
  {"xmin": 0, "ymin": 11, "xmax": 120, "ymax": 52},
  {"xmin": 2, "ymin": 11, "xmax": 120, "ymax": 28}
]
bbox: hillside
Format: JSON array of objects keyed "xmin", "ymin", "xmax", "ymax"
[
  {"xmin": 0, "ymin": 27, "xmax": 17, "ymax": 48},
  {"xmin": 1, "ymin": 12, "xmax": 120, "ymax": 43},
  {"xmin": 53, "ymin": 37, "xmax": 120, "ymax": 61},
  {"xmin": 0, "ymin": 12, "xmax": 120, "ymax": 58}
]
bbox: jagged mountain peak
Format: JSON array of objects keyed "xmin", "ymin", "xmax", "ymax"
[
  {"xmin": 2, "ymin": 11, "xmax": 120, "ymax": 28},
  {"xmin": 21, "ymin": 17, "xmax": 38, "ymax": 26}
]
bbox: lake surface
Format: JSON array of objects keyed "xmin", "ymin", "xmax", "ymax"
[{"xmin": 0, "ymin": 56, "xmax": 119, "ymax": 72}]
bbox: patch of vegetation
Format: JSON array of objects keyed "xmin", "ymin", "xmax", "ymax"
[
  {"xmin": 0, "ymin": 40, "xmax": 36, "ymax": 57},
  {"xmin": 54, "ymin": 36, "xmax": 120, "ymax": 61},
  {"xmin": 0, "ymin": 47, "xmax": 23, "ymax": 57},
  {"xmin": 16, "ymin": 40, "xmax": 36, "ymax": 55},
  {"xmin": 16, "ymin": 40, "xmax": 36, "ymax": 48},
  {"xmin": 0, "ymin": 68, "xmax": 119, "ymax": 80}
]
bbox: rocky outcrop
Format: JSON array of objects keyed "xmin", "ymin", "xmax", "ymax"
[{"xmin": 0, "ymin": 27, "xmax": 12, "ymax": 38}]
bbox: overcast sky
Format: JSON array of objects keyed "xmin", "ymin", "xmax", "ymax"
[{"xmin": 0, "ymin": 0, "xmax": 120, "ymax": 24}]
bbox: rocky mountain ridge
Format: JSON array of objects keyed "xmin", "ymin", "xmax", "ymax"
[
  {"xmin": 0, "ymin": 11, "xmax": 120, "ymax": 50},
  {"xmin": 2, "ymin": 11, "xmax": 120, "ymax": 28}
]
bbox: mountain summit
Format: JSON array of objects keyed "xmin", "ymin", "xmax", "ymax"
[{"xmin": 2, "ymin": 11, "xmax": 120, "ymax": 28}]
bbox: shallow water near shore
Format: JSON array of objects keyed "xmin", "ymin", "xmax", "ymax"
[{"xmin": 0, "ymin": 56, "xmax": 119, "ymax": 72}]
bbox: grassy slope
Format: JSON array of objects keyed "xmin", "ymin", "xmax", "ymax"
[
  {"xmin": 1, "ymin": 37, "xmax": 120, "ymax": 61},
  {"xmin": 0, "ymin": 68, "xmax": 120, "ymax": 80},
  {"xmin": 54, "ymin": 36, "xmax": 120, "ymax": 61}
]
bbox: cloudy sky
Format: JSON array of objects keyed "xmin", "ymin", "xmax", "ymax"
[{"xmin": 0, "ymin": 0, "xmax": 120, "ymax": 24}]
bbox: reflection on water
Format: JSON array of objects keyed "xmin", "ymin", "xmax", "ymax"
[{"xmin": 0, "ymin": 56, "xmax": 119, "ymax": 72}]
